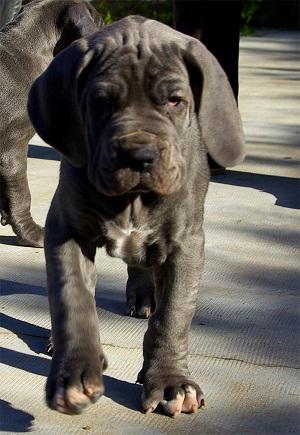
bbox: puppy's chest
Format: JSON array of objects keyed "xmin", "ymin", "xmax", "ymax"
[{"xmin": 104, "ymin": 218, "xmax": 164, "ymax": 266}]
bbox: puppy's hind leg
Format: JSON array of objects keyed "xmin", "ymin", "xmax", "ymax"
[
  {"xmin": 0, "ymin": 137, "xmax": 44, "ymax": 247},
  {"xmin": 126, "ymin": 266, "xmax": 155, "ymax": 319}
]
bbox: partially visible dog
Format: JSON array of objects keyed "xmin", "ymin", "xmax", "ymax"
[
  {"xmin": 0, "ymin": 0, "xmax": 102, "ymax": 247},
  {"xmin": 28, "ymin": 16, "xmax": 245, "ymax": 416}
]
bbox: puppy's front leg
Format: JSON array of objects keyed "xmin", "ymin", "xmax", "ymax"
[
  {"xmin": 139, "ymin": 233, "xmax": 205, "ymax": 417},
  {"xmin": 45, "ymin": 219, "xmax": 106, "ymax": 414}
]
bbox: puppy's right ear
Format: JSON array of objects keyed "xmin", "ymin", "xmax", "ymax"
[{"xmin": 28, "ymin": 39, "xmax": 95, "ymax": 167}]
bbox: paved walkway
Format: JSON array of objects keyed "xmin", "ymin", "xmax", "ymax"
[{"xmin": 1, "ymin": 31, "xmax": 299, "ymax": 434}]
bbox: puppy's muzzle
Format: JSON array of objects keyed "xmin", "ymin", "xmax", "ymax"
[
  {"xmin": 117, "ymin": 146, "xmax": 159, "ymax": 171},
  {"xmin": 116, "ymin": 131, "xmax": 160, "ymax": 171}
]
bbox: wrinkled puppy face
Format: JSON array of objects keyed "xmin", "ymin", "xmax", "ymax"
[{"xmin": 79, "ymin": 44, "xmax": 194, "ymax": 196}]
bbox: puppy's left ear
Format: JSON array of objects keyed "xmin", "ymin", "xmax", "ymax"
[
  {"xmin": 54, "ymin": 1, "xmax": 103, "ymax": 55},
  {"xmin": 28, "ymin": 39, "xmax": 95, "ymax": 167},
  {"xmin": 183, "ymin": 39, "xmax": 245, "ymax": 167}
]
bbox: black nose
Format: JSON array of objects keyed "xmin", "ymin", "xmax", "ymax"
[{"xmin": 117, "ymin": 146, "xmax": 158, "ymax": 170}]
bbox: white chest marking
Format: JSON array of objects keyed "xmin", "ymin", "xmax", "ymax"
[{"xmin": 105, "ymin": 220, "xmax": 153, "ymax": 259}]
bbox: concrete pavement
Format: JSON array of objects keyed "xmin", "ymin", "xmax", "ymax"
[{"xmin": 1, "ymin": 30, "xmax": 299, "ymax": 434}]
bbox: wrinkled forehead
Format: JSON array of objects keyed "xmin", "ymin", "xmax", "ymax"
[
  {"xmin": 97, "ymin": 46, "xmax": 187, "ymax": 79},
  {"xmin": 89, "ymin": 15, "xmax": 188, "ymax": 55},
  {"xmin": 87, "ymin": 20, "xmax": 190, "ymax": 94}
]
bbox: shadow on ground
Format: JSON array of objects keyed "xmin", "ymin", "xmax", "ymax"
[
  {"xmin": 0, "ymin": 313, "xmax": 49, "ymax": 354},
  {"xmin": 0, "ymin": 346, "xmax": 142, "ymax": 412},
  {"xmin": 28, "ymin": 144, "xmax": 60, "ymax": 161},
  {"xmin": 104, "ymin": 375, "xmax": 142, "ymax": 412},
  {"xmin": 0, "ymin": 400, "xmax": 34, "ymax": 433},
  {"xmin": 212, "ymin": 170, "xmax": 300, "ymax": 209},
  {"xmin": 0, "ymin": 235, "xmax": 19, "ymax": 246}
]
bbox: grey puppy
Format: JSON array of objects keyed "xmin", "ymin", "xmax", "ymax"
[
  {"xmin": 0, "ymin": 0, "xmax": 102, "ymax": 247},
  {"xmin": 28, "ymin": 16, "xmax": 245, "ymax": 416}
]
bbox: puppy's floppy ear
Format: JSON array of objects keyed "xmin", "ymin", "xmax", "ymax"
[
  {"xmin": 54, "ymin": 1, "xmax": 103, "ymax": 55},
  {"xmin": 183, "ymin": 39, "xmax": 245, "ymax": 167},
  {"xmin": 28, "ymin": 39, "xmax": 95, "ymax": 167}
]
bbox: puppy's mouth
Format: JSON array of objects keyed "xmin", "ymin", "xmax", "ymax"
[{"xmin": 95, "ymin": 164, "xmax": 183, "ymax": 196}]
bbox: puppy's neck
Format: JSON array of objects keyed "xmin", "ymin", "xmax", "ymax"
[
  {"xmin": 104, "ymin": 195, "xmax": 155, "ymax": 263},
  {"xmin": 108, "ymin": 195, "xmax": 147, "ymax": 231}
]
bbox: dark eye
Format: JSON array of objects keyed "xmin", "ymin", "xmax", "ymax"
[
  {"xmin": 96, "ymin": 94, "xmax": 113, "ymax": 105},
  {"xmin": 166, "ymin": 96, "xmax": 183, "ymax": 108},
  {"xmin": 91, "ymin": 86, "xmax": 116, "ymax": 106},
  {"xmin": 91, "ymin": 94, "xmax": 116, "ymax": 111}
]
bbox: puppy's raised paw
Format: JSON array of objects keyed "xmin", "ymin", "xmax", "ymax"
[{"xmin": 46, "ymin": 353, "xmax": 106, "ymax": 414}]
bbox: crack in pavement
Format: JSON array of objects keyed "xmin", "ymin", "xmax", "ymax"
[{"xmin": 1, "ymin": 329, "xmax": 299, "ymax": 371}]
